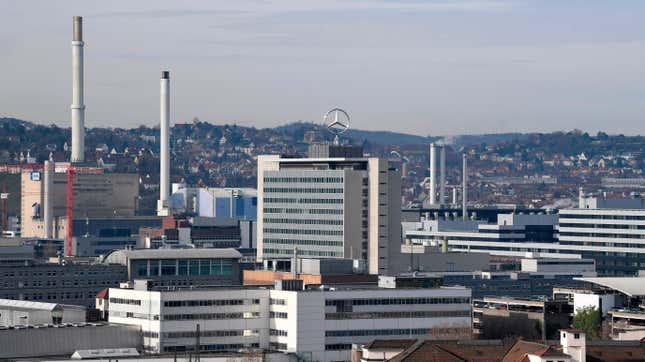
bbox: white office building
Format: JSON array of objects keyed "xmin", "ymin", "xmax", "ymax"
[
  {"xmin": 108, "ymin": 279, "xmax": 471, "ymax": 361},
  {"xmin": 405, "ymin": 195, "xmax": 645, "ymax": 276},
  {"xmin": 257, "ymin": 144, "xmax": 401, "ymax": 274}
]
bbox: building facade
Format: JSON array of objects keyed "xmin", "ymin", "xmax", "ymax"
[
  {"xmin": 108, "ymin": 280, "xmax": 471, "ymax": 361},
  {"xmin": 257, "ymin": 145, "xmax": 401, "ymax": 274}
]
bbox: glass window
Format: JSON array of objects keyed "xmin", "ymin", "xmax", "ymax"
[
  {"xmin": 161, "ymin": 259, "xmax": 177, "ymax": 276},
  {"xmin": 149, "ymin": 260, "xmax": 160, "ymax": 276},
  {"xmin": 222, "ymin": 260, "xmax": 232, "ymax": 275},
  {"xmin": 178, "ymin": 260, "xmax": 188, "ymax": 275},
  {"xmin": 210, "ymin": 259, "xmax": 221, "ymax": 275},
  {"xmin": 199, "ymin": 260, "xmax": 210, "ymax": 275},
  {"xmin": 189, "ymin": 259, "xmax": 199, "ymax": 275},
  {"xmin": 137, "ymin": 262, "xmax": 148, "ymax": 276}
]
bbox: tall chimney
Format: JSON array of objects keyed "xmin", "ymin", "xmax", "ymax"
[
  {"xmin": 429, "ymin": 144, "xmax": 437, "ymax": 205},
  {"xmin": 157, "ymin": 71, "xmax": 171, "ymax": 216},
  {"xmin": 71, "ymin": 16, "xmax": 85, "ymax": 163},
  {"xmin": 462, "ymin": 154, "xmax": 468, "ymax": 221},
  {"xmin": 43, "ymin": 161, "xmax": 54, "ymax": 238},
  {"xmin": 439, "ymin": 145, "xmax": 446, "ymax": 205}
]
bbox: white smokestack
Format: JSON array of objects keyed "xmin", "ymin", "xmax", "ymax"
[
  {"xmin": 439, "ymin": 145, "xmax": 446, "ymax": 205},
  {"xmin": 43, "ymin": 160, "xmax": 54, "ymax": 238},
  {"xmin": 429, "ymin": 143, "xmax": 437, "ymax": 205},
  {"xmin": 452, "ymin": 187, "xmax": 458, "ymax": 205},
  {"xmin": 157, "ymin": 71, "xmax": 171, "ymax": 216},
  {"xmin": 71, "ymin": 16, "xmax": 85, "ymax": 163},
  {"xmin": 462, "ymin": 154, "xmax": 468, "ymax": 221}
]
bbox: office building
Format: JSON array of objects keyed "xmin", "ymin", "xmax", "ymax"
[
  {"xmin": 557, "ymin": 195, "xmax": 645, "ymax": 275},
  {"xmin": 257, "ymin": 144, "xmax": 401, "ymax": 274},
  {"xmin": 0, "ymin": 262, "xmax": 127, "ymax": 307},
  {"xmin": 472, "ymin": 297, "xmax": 572, "ymax": 340},
  {"xmin": 108, "ymin": 278, "xmax": 471, "ymax": 360}
]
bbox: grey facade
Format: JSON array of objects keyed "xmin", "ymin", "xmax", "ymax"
[{"xmin": 0, "ymin": 263, "xmax": 127, "ymax": 307}]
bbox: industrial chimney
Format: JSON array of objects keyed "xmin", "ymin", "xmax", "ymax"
[
  {"xmin": 429, "ymin": 143, "xmax": 437, "ymax": 205},
  {"xmin": 71, "ymin": 16, "xmax": 85, "ymax": 163},
  {"xmin": 157, "ymin": 71, "xmax": 171, "ymax": 216},
  {"xmin": 439, "ymin": 145, "xmax": 446, "ymax": 205},
  {"xmin": 462, "ymin": 154, "xmax": 468, "ymax": 221}
]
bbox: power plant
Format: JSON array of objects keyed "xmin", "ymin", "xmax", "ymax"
[{"xmin": 157, "ymin": 71, "xmax": 171, "ymax": 217}]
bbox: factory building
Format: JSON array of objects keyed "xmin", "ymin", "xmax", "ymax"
[
  {"xmin": 20, "ymin": 167, "xmax": 139, "ymax": 239},
  {"xmin": 171, "ymin": 184, "xmax": 258, "ymax": 220},
  {"xmin": 0, "ymin": 298, "xmax": 87, "ymax": 326},
  {"xmin": 108, "ymin": 278, "xmax": 471, "ymax": 360},
  {"xmin": 257, "ymin": 144, "xmax": 401, "ymax": 275}
]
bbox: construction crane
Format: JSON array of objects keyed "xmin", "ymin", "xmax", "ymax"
[
  {"xmin": 1, "ymin": 184, "xmax": 8, "ymax": 233},
  {"xmin": 66, "ymin": 166, "xmax": 103, "ymax": 256}
]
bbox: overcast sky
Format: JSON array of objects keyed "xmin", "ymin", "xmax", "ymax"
[{"xmin": 1, "ymin": 0, "xmax": 644, "ymax": 135}]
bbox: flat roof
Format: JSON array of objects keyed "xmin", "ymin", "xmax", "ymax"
[
  {"xmin": 115, "ymin": 248, "xmax": 242, "ymax": 260},
  {"xmin": 574, "ymin": 277, "xmax": 645, "ymax": 297},
  {"xmin": 0, "ymin": 299, "xmax": 85, "ymax": 312}
]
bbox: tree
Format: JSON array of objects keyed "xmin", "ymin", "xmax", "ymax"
[{"xmin": 572, "ymin": 306, "xmax": 601, "ymax": 339}]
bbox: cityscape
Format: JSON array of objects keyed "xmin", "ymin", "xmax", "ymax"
[{"xmin": 1, "ymin": 2, "xmax": 645, "ymax": 362}]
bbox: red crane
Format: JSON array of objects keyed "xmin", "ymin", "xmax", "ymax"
[{"xmin": 66, "ymin": 166, "xmax": 103, "ymax": 256}]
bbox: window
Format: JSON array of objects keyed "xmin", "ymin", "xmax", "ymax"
[
  {"xmin": 178, "ymin": 260, "xmax": 188, "ymax": 275},
  {"xmin": 161, "ymin": 260, "xmax": 177, "ymax": 276},
  {"xmin": 574, "ymin": 333, "xmax": 580, "ymax": 339},
  {"xmin": 149, "ymin": 260, "xmax": 159, "ymax": 276},
  {"xmin": 189, "ymin": 259, "xmax": 199, "ymax": 275}
]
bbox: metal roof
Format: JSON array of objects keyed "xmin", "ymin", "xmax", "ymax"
[
  {"xmin": 71, "ymin": 348, "xmax": 139, "ymax": 359},
  {"xmin": 0, "ymin": 299, "xmax": 61, "ymax": 312},
  {"xmin": 118, "ymin": 248, "xmax": 242, "ymax": 260},
  {"xmin": 574, "ymin": 277, "xmax": 645, "ymax": 297}
]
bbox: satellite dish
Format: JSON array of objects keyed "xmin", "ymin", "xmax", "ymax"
[{"xmin": 323, "ymin": 108, "xmax": 350, "ymax": 145}]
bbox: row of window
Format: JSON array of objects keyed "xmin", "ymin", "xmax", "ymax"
[
  {"xmin": 325, "ymin": 297, "xmax": 471, "ymax": 306},
  {"xmin": 263, "ymin": 248, "xmax": 343, "ymax": 258},
  {"xmin": 264, "ymin": 228, "xmax": 343, "ymax": 236},
  {"xmin": 270, "ymin": 329, "xmax": 288, "ymax": 336},
  {"xmin": 264, "ymin": 177, "xmax": 343, "ymax": 183},
  {"xmin": 264, "ymin": 238, "xmax": 343, "ymax": 247},
  {"xmin": 263, "ymin": 198, "xmax": 343, "ymax": 204},
  {"xmin": 269, "ymin": 311, "xmax": 288, "ymax": 319},
  {"xmin": 559, "ymin": 232, "xmax": 645, "ymax": 239},
  {"xmin": 163, "ymin": 299, "xmax": 260, "ymax": 307},
  {"xmin": 560, "ymin": 223, "xmax": 645, "ymax": 230},
  {"xmin": 264, "ymin": 187, "xmax": 344, "ymax": 194},
  {"xmin": 270, "ymin": 298, "xmax": 287, "ymax": 306},
  {"xmin": 110, "ymin": 311, "xmax": 159, "ymax": 320},
  {"xmin": 163, "ymin": 329, "xmax": 258, "ymax": 338},
  {"xmin": 264, "ymin": 208, "xmax": 343, "ymax": 215},
  {"xmin": 325, "ymin": 327, "xmax": 470, "ymax": 337},
  {"xmin": 325, "ymin": 310, "xmax": 471, "ymax": 320},
  {"xmin": 136, "ymin": 259, "xmax": 234, "ymax": 277},
  {"xmin": 560, "ymin": 214, "xmax": 645, "ymax": 221},
  {"xmin": 164, "ymin": 312, "xmax": 260, "ymax": 321},
  {"xmin": 110, "ymin": 298, "xmax": 142, "ymax": 306},
  {"xmin": 325, "ymin": 344, "xmax": 352, "ymax": 351},
  {"xmin": 263, "ymin": 218, "xmax": 343, "ymax": 226},
  {"xmin": 163, "ymin": 343, "xmax": 259, "ymax": 353},
  {"xmin": 269, "ymin": 342, "xmax": 288, "ymax": 350}
]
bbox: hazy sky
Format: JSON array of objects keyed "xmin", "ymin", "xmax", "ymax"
[{"xmin": 1, "ymin": 0, "xmax": 644, "ymax": 135}]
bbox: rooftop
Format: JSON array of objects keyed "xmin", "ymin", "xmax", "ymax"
[{"xmin": 575, "ymin": 277, "xmax": 645, "ymax": 297}]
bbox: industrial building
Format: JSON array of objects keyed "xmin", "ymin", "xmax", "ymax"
[
  {"xmin": 0, "ymin": 298, "xmax": 87, "ymax": 326},
  {"xmin": 171, "ymin": 184, "xmax": 258, "ymax": 220},
  {"xmin": 257, "ymin": 144, "xmax": 401, "ymax": 275},
  {"xmin": 108, "ymin": 278, "xmax": 471, "ymax": 360},
  {"xmin": 20, "ymin": 167, "xmax": 139, "ymax": 239},
  {"xmin": 0, "ymin": 323, "xmax": 141, "ymax": 359},
  {"xmin": 0, "ymin": 262, "xmax": 127, "ymax": 307}
]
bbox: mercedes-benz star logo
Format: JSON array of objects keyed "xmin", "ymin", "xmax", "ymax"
[{"xmin": 324, "ymin": 108, "xmax": 350, "ymax": 137}]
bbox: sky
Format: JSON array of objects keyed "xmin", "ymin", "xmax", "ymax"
[{"xmin": 1, "ymin": 0, "xmax": 644, "ymax": 136}]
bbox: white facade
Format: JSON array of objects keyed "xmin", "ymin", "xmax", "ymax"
[
  {"xmin": 108, "ymin": 284, "xmax": 471, "ymax": 361},
  {"xmin": 257, "ymin": 155, "xmax": 401, "ymax": 275}
]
